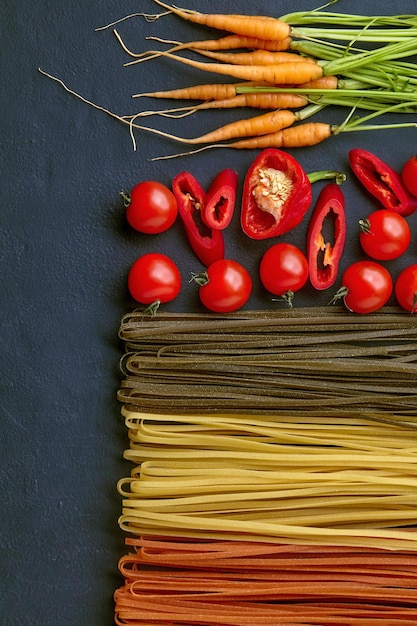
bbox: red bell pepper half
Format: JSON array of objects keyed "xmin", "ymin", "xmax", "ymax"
[
  {"xmin": 307, "ymin": 183, "xmax": 346, "ymax": 291},
  {"xmin": 349, "ymin": 148, "xmax": 417, "ymax": 216},
  {"xmin": 172, "ymin": 171, "xmax": 225, "ymax": 267},
  {"xmin": 241, "ymin": 148, "xmax": 312, "ymax": 240},
  {"xmin": 202, "ymin": 169, "xmax": 238, "ymax": 230}
]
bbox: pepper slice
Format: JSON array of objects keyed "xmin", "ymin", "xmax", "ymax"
[
  {"xmin": 172, "ymin": 171, "xmax": 225, "ymax": 267},
  {"xmin": 349, "ymin": 148, "xmax": 417, "ymax": 216},
  {"xmin": 307, "ymin": 183, "xmax": 346, "ymax": 291},
  {"xmin": 241, "ymin": 148, "xmax": 312, "ymax": 240},
  {"xmin": 202, "ymin": 169, "xmax": 238, "ymax": 231}
]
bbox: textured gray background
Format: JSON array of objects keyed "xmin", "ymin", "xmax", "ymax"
[{"xmin": 1, "ymin": 1, "xmax": 416, "ymax": 624}]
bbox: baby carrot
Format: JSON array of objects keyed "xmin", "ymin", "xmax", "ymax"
[
  {"xmin": 242, "ymin": 92, "xmax": 307, "ymax": 109},
  {"xmin": 193, "ymin": 49, "xmax": 316, "ymax": 66},
  {"xmin": 194, "ymin": 92, "xmax": 308, "ymax": 110},
  {"xmin": 151, "ymin": 50, "xmax": 324, "ymax": 84},
  {"xmin": 133, "ymin": 77, "xmax": 338, "ymax": 101},
  {"xmin": 140, "ymin": 108, "xmax": 298, "ymax": 145},
  {"xmin": 293, "ymin": 75, "xmax": 339, "ymax": 90},
  {"xmin": 133, "ymin": 92, "xmax": 308, "ymax": 120},
  {"xmin": 153, "ymin": 122, "xmax": 333, "ymax": 158},
  {"xmin": 217, "ymin": 122, "xmax": 333, "ymax": 149},
  {"xmin": 133, "ymin": 82, "xmax": 244, "ymax": 101},
  {"xmin": 151, "ymin": 0, "xmax": 292, "ymax": 42},
  {"xmin": 148, "ymin": 34, "xmax": 293, "ymax": 53},
  {"xmin": 118, "ymin": 31, "xmax": 293, "ymax": 66}
]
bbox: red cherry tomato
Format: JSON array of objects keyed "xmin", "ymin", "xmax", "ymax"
[
  {"xmin": 128, "ymin": 253, "xmax": 181, "ymax": 304},
  {"xmin": 198, "ymin": 259, "xmax": 252, "ymax": 313},
  {"xmin": 401, "ymin": 155, "xmax": 417, "ymax": 198},
  {"xmin": 359, "ymin": 210, "xmax": 410, "ymax": 261},
  {"xmin": 125, "ymin": 181, "xmax": 178, "ymax": 234},
  {"xmin": 394, "ymin": 264, "xmax": 417, "ymax": 313},
  {"xmin": 338, "ymin": 261, "xmax": 393, "ymax": 314},
  {"xmin": 260, "ymin": 243, "xmax": 308, "ymax": 302}
]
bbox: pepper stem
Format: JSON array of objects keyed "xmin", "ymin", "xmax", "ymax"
[{"xmin": 308, "ymin": 170, "xmax": 346, "ymax": 185}]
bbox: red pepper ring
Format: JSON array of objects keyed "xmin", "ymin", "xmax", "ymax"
[
  {"xmin": 202, "ymin": 169, "xmax": 238, "ymax": 231},
  {"xmin": 172, "ymin": 171, "xmax": 225, "ymax": 268},
  {"xmin": 306, "ymin": 183, "xmax": 346, "ymax": 291},
  {"xmin": 241, "ymin": 148, "xmax": 313, "ymax": 240},
  {"xmin": 349, "ymin": 148, "xmax": 417, "ymax": 217}
]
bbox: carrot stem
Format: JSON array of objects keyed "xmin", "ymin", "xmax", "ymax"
[{"xmin": 281, "ymin": 9, "xmax": 417, "ymax": 28}]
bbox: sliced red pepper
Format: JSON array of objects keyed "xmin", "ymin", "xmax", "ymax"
[
  {"xmin": 241, "ymin": 148, "xmax": 312, "ymax": 240},
  {"xmin": 307, "ymin": 183, "xmax": 346, "ymax": 291},
  {"xmin": 172, "ymin": 171, "xmax": 225, "ymax": 267},
  {"xmin": 202, "ymin": 169, "xmax": 238, "ymax": 231},
  {"xmin": 349, "ymin": 148, "xmax": 417, "ymax": 216}
]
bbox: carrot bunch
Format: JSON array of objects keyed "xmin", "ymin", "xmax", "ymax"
[
  {"xmin": 39, "ymin": 2, "xmax": 417, "ymax": 156},
  {"xmin": 103, "ymin": 0, "xmax": 417, "ymax": 156}
]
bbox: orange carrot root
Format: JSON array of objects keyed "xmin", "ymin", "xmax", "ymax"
[
  {"xmin": 220, "ymin": 121, "xmax": 332, "ymax": 149},
  {"xmin": 138, "ymin": 108, "xmax": 297, "ymax": 145},
  {"xmin": 151, "ymin": 0, "xmax": 292, "ymax": 42},
  {"xmin": 152, "ymin": 50, "xmax": 324, "ymax": 84},
  {"xmin": 193, "ymin": 49, "xmax": 315, "ymax": 66},
  {"xmin": 151, "ymin": 122, "xmax": 333, "ymax": 159},
  {"xmin": 146, "ymin": 34, "xmax": 293, "ymax": 53},
  {"xmin": 132, "ymin": 82, "xmax": 246, "ymax": 101},
  {"xmin": 193, "ymin": 92, "xmax": 308, "ymax": 111}
]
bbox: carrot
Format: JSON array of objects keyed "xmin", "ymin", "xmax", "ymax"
[
  {"xmin": 151, "ymin": 122, "xmax": 333, "ymax": 159},
  {"xmin": 148, "ymin": 50, "xmax": 324, "ymax": 84},
  {"xmin": 225, "ymin": 122, "xmax": 333, "ymax": 149},
  {"xmin": 133, "ymin": 77, "xmax": 338, "ymax": 101},
  {"xmin": 193, "ymin": 49, "xmax": 316, "ymax": 66},
  {"xmin": 134, "ymin": 93, "xmax": 309, "ymax": 119},
  {"xmin": 115, "ymin": 29, "xmax": 293, "ymax": 67},
  {"xmin": 136, "ymin": 108, "xmax": 299, "ymax": 145},
  {"xmin": 195, "ymin": 92, "xmax": 308, "ymax": 110},
  {"xmin": 242, "ymin": 92, "xmax": 307, "ymax": 109},
  {"xmin": 151, "ymin": 0, "xmax": 292, "ymax": 42},
  {"xmin": 132, "ymin": 82, "xmax": 259, "ymax": 101},
  {"xmin": 147, "ymin": 33, "xmax": 293, "ymax": 53},
  {"xmin": 293, "ymin": 75, "xmax": 339, "ymax": 90}
]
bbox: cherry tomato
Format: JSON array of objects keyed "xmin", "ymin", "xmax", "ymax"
[
  {"xmin": 394, "ymin": 264, "xmax": 417, "ymax": 313},
  {"xmin": 125, "ymin": 181, "xmax": 178, "ymax": 234},
  {"xmin": 338, "ymin": 261, "xmax": 393, "ymax": 314},
  {"xmin": 128, "ymin": 253, "xmax": 181, "ymax": 305},
  {"xmin": 401, "ymin": 155, "xmax": 417, "ymax": 198},
  {"xmin": 359, "ymin": 209, "xmax": 410, "ymax": 261},
  {"xmin": 260, "ymin": 243, "xmax": 308, "ymax": 302},
  {"xmin": 198, "ymin": 259, "xmax": 252, "ymax": 313}
]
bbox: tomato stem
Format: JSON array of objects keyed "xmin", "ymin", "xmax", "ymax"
[
  {"xmin": 328, "ymin": 286, "xmax": 349, "ymax": 306},
  {"xmin": 190, "ymin": 271, "xmax": 209, "ymax": 286},
  {"xmin": 142, "ymin": 300, "xmax": 161, "ymax": 317},
  {"xmin": 120, "ymin": 191, "xmax": 131, "ymax": 207},
  {"xmin": 272, "ymin": 290, "xmax": 295, "ymax": 309},
  {"xmin": 358, "ymin": 218, "xmax": 373, "ymax": 235}
]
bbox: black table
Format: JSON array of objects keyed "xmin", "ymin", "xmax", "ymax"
[{"xmin": 2, "ymin": 1, "xmax": 416, "ymax": 623}]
